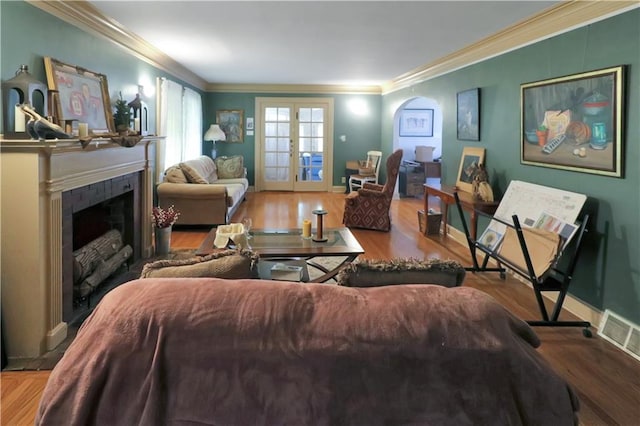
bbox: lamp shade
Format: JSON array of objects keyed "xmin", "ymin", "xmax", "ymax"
[{"xmin": 204, "ymin": 124, "xmax": 226, "ymax": 142}]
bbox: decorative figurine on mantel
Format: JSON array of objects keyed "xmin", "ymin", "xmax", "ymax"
[{"xmin": 471, "ymin": 163, "xmax": 494, "ymax": 202}]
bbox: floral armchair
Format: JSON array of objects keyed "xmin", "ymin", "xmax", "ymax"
[{"xmin": 343, "ymin": 149, "xmax": 403, "ymax": 231}]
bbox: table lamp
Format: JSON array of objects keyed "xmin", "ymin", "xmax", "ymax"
[{"xmin": 204, "ymin": 124, "xmax": 226, "ymax": 158}]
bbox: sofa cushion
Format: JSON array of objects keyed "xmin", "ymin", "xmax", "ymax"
[
  {"xmin": 215, "ymin": 156, "xmax": 244, "ymax": 179},
  {"xmin": 180, "ymin": 162, "xmax": 208, "ymax": 184},
  {"xmin": 164, "ymin": 166, "xmax": 188, "ymax": 184},
  {"xmin": 336, "ymin": 258, "xmax": 466, "ymax": 288},
  {"xmin": 140, "ymin": 249, "xmax": 259, "ymax": 279},
  {"xmin": 180, "ymin": 155, "xmax": 219, "ymax": 183}
]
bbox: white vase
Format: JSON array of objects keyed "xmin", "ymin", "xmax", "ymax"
[{"xmin": 154, "ymin": 226, "xmax": 172, "ymax": 255}]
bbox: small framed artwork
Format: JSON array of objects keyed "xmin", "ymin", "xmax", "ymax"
[
  {"xmin": 457, "ymin": 88, "xmax": 480, "ymax": 141},
  {"xmin": 521, "ymin": 65, "xmax": 625, "ymax": 178},
  {"xmin": 246, "ymin": 117, "xmax": 254, "ymax": 131},
  {"xmin": 43, "ymin": 57, "xmax": 114, "ymax": 134},
  {"xmin": 399, "ymin": 109, "xmax": 433, "ymax": 137},
  {"xmin": 456, "ymin": 147, "xmax": 485, "ymax": 193},
  {"xmin": 216, "ymin": 109, "xmax": 244, "ymax": 143}
]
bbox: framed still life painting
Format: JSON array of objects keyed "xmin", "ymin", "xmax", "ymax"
[
  {"xmin": 44, "ymin": 57, "xmax": 114, "ymax": 134},
  {"xmin": 521, "ymin": 65, "xmax": 625, "ymax": 178}
]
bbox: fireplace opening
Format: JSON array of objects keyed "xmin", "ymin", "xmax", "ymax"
[
  {"xmin": 73, "ymin": 193, "xmax": 133, "ymax": 252},
  {"xmin": 62, "ymin": 172, "xmax": 142, "ymax": 322}
]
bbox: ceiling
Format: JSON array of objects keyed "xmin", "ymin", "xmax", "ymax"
[{"xmin": 88, "ymin": 1, "xmax": 559, "ymax": 87}]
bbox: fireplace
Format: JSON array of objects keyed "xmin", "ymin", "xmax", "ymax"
[
  {"xmin": 62, "ymin": 172, "xmax": 141, "ymax": 321},
  {"xmin": 1, "ymin": 138, "xmax": 158, "ymax": 360}
]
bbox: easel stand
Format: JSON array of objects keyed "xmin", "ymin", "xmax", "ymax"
[{"xmin": 454, "ymin": 192, "xmax": 592, "ymax": 337}]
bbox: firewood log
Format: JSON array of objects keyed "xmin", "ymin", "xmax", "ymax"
[
  {"xmin": 75, "ymin": 245, "xmax": 133, "ymax": 298},
  {"xmin": 73, "ymin": 229, "xmax": 124, "ymax": 284}
]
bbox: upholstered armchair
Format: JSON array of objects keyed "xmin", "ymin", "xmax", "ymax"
[{"xmin": 343, "ymin": 149, "xmax": 403, "ymax": 231}]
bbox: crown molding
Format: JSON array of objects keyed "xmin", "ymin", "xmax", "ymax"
[
  {"xmin": 381, "ymin": 0, "xmax": 640, "ymax": 95},
  {"xmin": 26, "ymin": 0, "xmax": 209, "ymax": 91},
  {"xmin": 206, "ymin": 83, "xmax": 381, "ymax": 95},
  {"xmin": 28, "ymin": 1, "xmax": 638, "ymax": 96}
]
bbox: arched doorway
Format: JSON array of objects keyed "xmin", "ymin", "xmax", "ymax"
[{"xmin": 392, "ymin": 96, "xmax": 443, "ymax": 197}]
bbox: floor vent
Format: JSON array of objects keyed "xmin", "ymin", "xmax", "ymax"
[{"xmin": 598, "ymin": 309, "xmax": 640, "ymax": 362}]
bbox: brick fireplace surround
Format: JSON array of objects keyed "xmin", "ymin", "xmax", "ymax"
[{"xmin": 1, "ymin": 138, "xmax": 158, "ymax": 361}]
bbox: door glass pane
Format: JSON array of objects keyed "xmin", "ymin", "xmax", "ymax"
[
  {"xmin": 265, "ymin": 123, "xmax": 277, "ymax": 137},
  {"xmin": 298, "ymin": 106, "xmax": 325, "ymax": 182},
  {"xmin": 264, "ymin": 106, "xmax": 291, "ymax": 184},
  {"xmin": 265, "ymin": 137, "xmax": 277, "ymax": 151},
  {"xmin": 265, "ymin": 108, "xmax": 278, "ymax": 121},
  {"xmin": 299, "ymin": 108, "xmax": 311, "ymax": 122}
]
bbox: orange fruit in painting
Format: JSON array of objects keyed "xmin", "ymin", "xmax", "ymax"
[{"xmin": 565, "ymin": 121, "xmax": 591, "ymax": 145}]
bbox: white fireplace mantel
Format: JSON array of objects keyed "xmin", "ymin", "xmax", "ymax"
[{"xmin": 1, "ymin": 137, "xmax": 160, "ymax": 360}]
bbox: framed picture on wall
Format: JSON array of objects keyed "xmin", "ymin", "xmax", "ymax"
[
  {"xmin": 216, "ymin": 109, "xmax": 244, "ymax": 143},
  {"xmin": 399, "ymin": 109, "xmax": 433, "ymax": 137},
  {"xmin": 521, "ymin": 65, "xmax": 625, "ymax": 178},
  {"xmin": 456, "ymin": 146, "xmax": 485, "ymax": 193},
  {"xmin": 457, "ymin": 88, "xmax": 480, "ymax": 141},
  {"xmin": 44, "ymin": 57, "xmax": 114, "ymax": 134}
]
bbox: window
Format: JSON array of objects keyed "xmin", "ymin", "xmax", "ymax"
[{"xmin": 157, "ymin": 79, "xmax": 203, "ymax": 179}]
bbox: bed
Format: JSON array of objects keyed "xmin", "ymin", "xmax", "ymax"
[{"xmin": 36, "ymin": 278, "xmax": 579, "ymax": 425}]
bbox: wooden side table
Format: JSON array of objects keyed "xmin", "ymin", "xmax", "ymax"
[{"xmin": 423, "ymin": 181, "xmax": 499, "ymax": 240}]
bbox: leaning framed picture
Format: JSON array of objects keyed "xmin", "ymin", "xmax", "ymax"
[
  {"xmin": 43, "ymin": 57, "xmax": 114, "ymax": 134},
  {"xmin": 457, "ymin": 88, "xmax": 480, "ymax": 141},
  {"xmin": 216, "ymin": 109, "xmax": 244, "ymax": 143},
  {"xmin": 399, "ymin": 109, "xmax": 433, "ymax": 137},
  {"xmin": 456, "ymin": 146, "xmax": 485, "ymax": 193},
  {"xmin": 521, "ymin": 65, "xmax": 625, "ymax": 178}
]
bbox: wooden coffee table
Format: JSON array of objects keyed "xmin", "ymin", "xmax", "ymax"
[{"xmin": 196, "ymin": 227, "xmax": 364, "ymax": 282}]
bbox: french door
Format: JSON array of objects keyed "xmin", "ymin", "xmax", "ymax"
[{"xmin": 255, "ymin": 97, "xmax": 334, "ymax": 191}]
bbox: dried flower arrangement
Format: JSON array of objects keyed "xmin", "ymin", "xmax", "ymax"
[{"xmin": 152, "ymin": 205, "xmax": 180, "ymax": 228}]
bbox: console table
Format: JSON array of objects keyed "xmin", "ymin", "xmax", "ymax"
[{"xmin": 423, "ymin": 180, "xmax": 499, "ymax": 240}]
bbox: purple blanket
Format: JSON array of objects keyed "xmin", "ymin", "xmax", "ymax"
[{"xmin": 36, "ymin": 278, "xmax": 579, "ymax": 425}]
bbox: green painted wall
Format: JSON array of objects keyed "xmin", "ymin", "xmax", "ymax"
[
  {"xmin": 382, "ymin": 10, "xmax": 640, "ymax": 322},
  {"xmin": 204, "ymin": 93, "xmax": 382, "ymax": 186}
]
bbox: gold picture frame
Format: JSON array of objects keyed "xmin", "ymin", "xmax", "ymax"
[
  {"xmin": 216, "ymin": 109, "xmax": 244, "ymax": 143},
  {"xmin": 44, "ymin": 57, "xmax": 114, "ymax": 134},
  {"xmin": 521, "ymin": 65, "xmax": 625, "ymax": 178},
  {"xmin": 456, "ymin": 147, "xmax": 485, "ymax": 193}
]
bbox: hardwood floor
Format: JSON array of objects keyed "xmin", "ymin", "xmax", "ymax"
[{"xmin": 2, "ymin": 191, "xmax": 639, "ymax": 425}]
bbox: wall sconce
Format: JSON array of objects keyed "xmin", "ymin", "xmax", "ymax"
[{"xmin": 204, "ymin": 124, "xmax": 226, "ymax": 158}]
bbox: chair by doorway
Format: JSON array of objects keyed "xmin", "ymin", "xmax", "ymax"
[
  {"xmin": 343, "ymin": 149, "xmax": 403, "ymax": 232},
  {"xmin": 349, "ymin": 150, "xmax": 382, "ymax": 192}
]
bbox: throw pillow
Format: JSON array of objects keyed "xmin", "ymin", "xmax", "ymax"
[
  {"xmin": 179, "ymin": 162, "xmax": 208, "ymax": 184},
  {"xmin": 140, "ymin": 249, "xmax": 259, "ymax": 279},
  {"xmin": 215, "ymin": 156, "xmax": 244, "ymax": 179},
  {"xmin": 336, "ymin": 258, "xmax": 466, "ymax": 288},
  {"xmin": 164, "ymin": 166, "xmax": 188, "ymax": 184}
]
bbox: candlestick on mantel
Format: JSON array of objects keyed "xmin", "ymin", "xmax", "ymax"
[
  {"xmin": 14, "ymin": 105, "xmax": 25, "ymax": 132},
  {"xmin": 312, "ymin": 209, "xmax": 328, "ymax": 242}
]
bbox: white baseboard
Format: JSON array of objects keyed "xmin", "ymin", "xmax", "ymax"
[{"xmin": 446, "ymin": 225, "xmax": 602, "ymax": 326}]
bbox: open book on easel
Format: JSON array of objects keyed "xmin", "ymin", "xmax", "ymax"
[{"xmin": 477, "ymin": 180, "xmax": 586, "ymax": 277}]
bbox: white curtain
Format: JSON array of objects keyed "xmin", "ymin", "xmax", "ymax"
[
  {"xmin": 158, "ymin": 79, "xmax": 184, "ymax": 179},
  {"xmin": 182, "ymin": 87, "xmax": 203, "ymax": 161}
]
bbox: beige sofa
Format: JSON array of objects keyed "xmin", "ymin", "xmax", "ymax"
[{"xmin": 157, "ymin": 155, "xmax": 249, "ymax": 225}]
